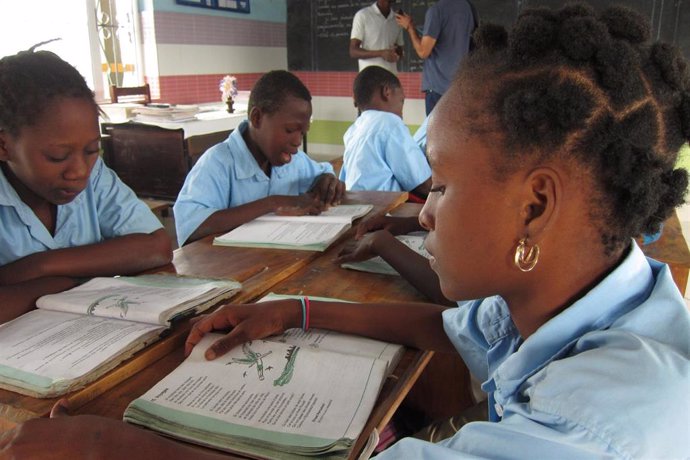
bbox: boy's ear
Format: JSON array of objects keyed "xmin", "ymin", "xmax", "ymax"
[
  {"xmin": 249, "ymin": 106, "xmax": 262, "ymax": 129},
  {"xmin": 380, "ymin": 84, "xmax": 392, "ymax": 102}
]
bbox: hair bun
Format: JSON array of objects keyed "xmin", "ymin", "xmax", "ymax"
[
  {"xmin": 474, "ymin": 23, "xmax": 508, "ymax": 52},
  {"xmin": 599, "ymin": 6, "xmax": 650, "ymax": 44},
  {"xmin": 509, "ymin": 14, "xmax": 557, "ymax": 62},
  {"xmin": 559, "ymin": 16, "xmax": 609, "ymax": 61}
]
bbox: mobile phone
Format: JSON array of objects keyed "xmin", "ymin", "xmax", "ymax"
[{"xmin": 397, "ymin": 8, "xmax": 404, "ymax": 15}]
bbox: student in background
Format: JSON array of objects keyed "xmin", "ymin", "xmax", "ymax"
[
  {"xmin": 173, "ymin": 70, "xmax": 344, "ymax": 247},
  {"xmin": 339, "ymin": 66, "xmax": 431, "ymax": 199},
  {"xmin": 3, "ymin": 5, "xmax": 689, "ymax": 458},
  {"xmin": 0, "ymin": 46, "xmax": 172, "ymax": 323}
]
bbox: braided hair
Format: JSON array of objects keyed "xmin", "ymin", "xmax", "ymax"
[
  {"xmin": 456, "ymin": 3, "xmax": 689, "ymax": 255},
  {"xmin": 0, "ymin": 41, "xmax": 96, "ymax": 137}
]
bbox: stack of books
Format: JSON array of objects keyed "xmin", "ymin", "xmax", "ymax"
[{"xmin": 132, "ymin": 104, "xmax": 200, "ymax": 122}]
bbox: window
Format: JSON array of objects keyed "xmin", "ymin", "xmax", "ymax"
[{"xmin": 0, "ymin": 0, "xmax": 143, "ymax": 102}]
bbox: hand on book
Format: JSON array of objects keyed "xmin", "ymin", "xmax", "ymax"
[
  {"xmin": 335, "ymin": 230, "xmax": 395, "ymax": 264},
  {"xmin": 308, "ymin": 173, "xmax": 345, "ymax": 206},
  {"xmin": 355, "ymin": 215, "xmax": 424, "ymax": 239},
  {"xmin": 185, "ymin": 299, "xmax": 300, "ymax": 360},
  {"xmin": 275, "ymin": 193, "xmax": 326, "ymax": 216}
]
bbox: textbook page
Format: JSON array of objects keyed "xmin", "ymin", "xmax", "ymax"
[
  {"xmin": 261, "ymin": 293, "xmax": 403, "ymax": 375},
  {"xmin": 35, "ymin": 275, "xmax": 241, "ymax": 326},
  {"xmin": 258, "ymin": 204, "xmax": 374, "ymax": 224},
  {"xmin": 0, "ymin": 310, "xmax": 162, "ymax": 397},
  {"xmin": 124, "ymin": 333, "xmax": 388, "ymax": 458},
  {"xmin": 214, "ymin": 220, "xmax": 352, "ymax": 251},
  {"xmin": 341, "ymin": 233, "xmax": 430, "ymax": 276},
  {"xmin": 213, "ymin": 204, "xmax": 374, "ymax": 251}
]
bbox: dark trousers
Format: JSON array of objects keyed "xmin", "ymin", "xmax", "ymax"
[{"xmin": 425, "ymin": 90, "xmax": 443, "ymax": 115}]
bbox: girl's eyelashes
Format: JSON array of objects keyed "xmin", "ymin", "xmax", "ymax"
[{"xmin": 429, "ymin": 185, "xmax": 446, "ymax": 195}]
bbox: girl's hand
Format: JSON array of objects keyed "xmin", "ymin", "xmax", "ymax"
[
  {"xmin": 309, "ymin": 174, "xmax": 345, "ymax": 206},
  {"xmin": 184, "ymin": 300, "xmax": 302, "ymax": 360}
]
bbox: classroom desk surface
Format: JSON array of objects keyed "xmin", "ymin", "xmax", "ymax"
[
  {"xmin": 73, "ymin": 216, "xmax": 436, "ymax": 460},
  {"xmin": 0, "ymin": 191, "xmax": 407, "ymax": 433}
]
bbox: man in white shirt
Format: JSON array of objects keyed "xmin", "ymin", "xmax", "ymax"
[{"xmin": 349, "ymin": 0, "xmax": 403, "ymax": 73}]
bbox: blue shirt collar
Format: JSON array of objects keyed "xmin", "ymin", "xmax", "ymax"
[
  {"xmin": 229, "ymin": 120, "xmax": 289, "ymax": 181},
  {"xmin": 493, "ymin": 243, "xmax": 654, "ymax": 397}
]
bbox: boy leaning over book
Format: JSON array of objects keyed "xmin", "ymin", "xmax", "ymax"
[
  {"xmin": 0, "ymin": 46, "xmax": 173, "ymax": 323},
  {"xmin": 339, "ymin": 66, "xmax": 431, "ymax": 200},
  {"xmin": 173, "ymin": 71, "xmax": 345, "ymax": 247}
]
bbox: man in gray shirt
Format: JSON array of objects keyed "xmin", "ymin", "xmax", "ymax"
[{"xmin": 396, "ymin": 0, "xmax": 476, "ymax": 114}]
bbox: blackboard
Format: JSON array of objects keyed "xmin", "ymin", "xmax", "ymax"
[
  {"xmin": 287, "ymin": 0, "xmax": 434, "ymax": 72},
  {"xmin": 286, "ymin": 0, "xmax": 689, "ymax": 72}
]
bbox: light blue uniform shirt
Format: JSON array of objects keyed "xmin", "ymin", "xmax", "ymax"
[
  {"xmin": 413, "ymin": 115, "xmax": 429, "ymax": 154},
  {"xmin": 173, "ymin": 120, "xmax": 334, "ymax": 246},
  {"xmin": 339, "ymin": 110, "xmax": 431, "ymax": 192},
  {"xmin": 377, "ymin": 242, "xmax": 690, "ymax": 459},
  {"xmin": 0, "ymin": 157, "xmax": 162, "ymax": 266}
]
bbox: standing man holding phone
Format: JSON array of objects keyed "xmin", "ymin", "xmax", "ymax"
[
  {"xmin": 350, "ymin": 0, "xmax": 404, "ymax": 73},
  {"xmin": 396, "ymin": 0, "xmax": 477, "ymax": 114}
]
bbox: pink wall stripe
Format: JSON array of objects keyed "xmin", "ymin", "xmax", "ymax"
[
  {"xmin": 158, "ymin": 72, "xmax": 424, "ymax": 104},
  {"xmin": 153, "ymin": 11, "xmax": 286, "ymax": 47}
]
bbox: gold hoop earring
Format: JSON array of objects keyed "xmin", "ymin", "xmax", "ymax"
[{"xmin": 514, "ymin": 238, "xmax": 540, "ymax": 272}]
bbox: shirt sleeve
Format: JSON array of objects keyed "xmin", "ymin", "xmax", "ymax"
[
  {"xmin": 375, "ymin": 414, "xmax": 618, "ymax": 459},
  {"xmin": 350, "ymin": 10, "xmax": 365, "ymax": 41},
  {"xmin": 423, "ymin": 3, "xmax": 442, "ymax": 39},
  {"xmin": 382, "ymin": 120, "xmax": 431, "ymax": 192},
  {"xmin": 173, "ymin": 147, "xmax": 232, "ymax": 246},
  {"xmin": 294, "ymin": 152, "xmax": 335, "ymax": 194},
  {"xmin": 91, "ymin": 158, "xmax": 163, "ymax": 238}
]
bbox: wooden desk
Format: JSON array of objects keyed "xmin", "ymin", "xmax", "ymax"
[
  {"xmin": 638, "ymin": 212, "xmax": 690, "ymax": 295},
  {"xmin": 0, "ymin": 192, "xmax": 407, "ymax": 433}
]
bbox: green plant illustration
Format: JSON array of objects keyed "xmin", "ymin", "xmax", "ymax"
[
  {"xmin": 227, "ymin": 342, "xmax": 272, "ymax": 380},
  {"xmin": 86, "ymin": 294, "xmax": 140, "ymax": 318},
  {"xmin": 273, "ymin": 345, "xmax": 300, "ymax": 387}
]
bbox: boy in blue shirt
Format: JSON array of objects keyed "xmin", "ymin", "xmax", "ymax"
[
  {"xmin": 174, "ymin": 70, "xmax": 344, "ymax": 246},
  {"xmin": 339, "ymin": 66, "xmax": 431, "ymax": 199},
  {"xmin": 0, "ymin": 46, "xmax": 172, "ymax": 322}
]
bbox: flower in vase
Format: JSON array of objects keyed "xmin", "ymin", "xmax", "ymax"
[{"xmin": 219, "ymin": 75, "xmax": 238, "ymax": 102}]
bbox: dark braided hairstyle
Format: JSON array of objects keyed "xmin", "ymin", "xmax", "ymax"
[
  {"xmin": 247, "ymin": 70, "xmax": 311, "ymax": 115},
  {"xmin": 456, "ymin": 3, "xmax": 689, "ymax": 255},
  {"xmin": 0, "ymin": 41, "xmax": 96, "ymax": 137}
]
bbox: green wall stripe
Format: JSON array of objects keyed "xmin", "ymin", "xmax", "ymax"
[{"xmin": 309, "ymin": 120, "xmax": 419, "ymax": 146}]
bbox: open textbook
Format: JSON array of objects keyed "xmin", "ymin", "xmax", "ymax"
[
  {"xmin": 341, "ymin": 233, "xmax": 430, "ymax": 276},
  {"xmin": 123, "ymin": 293, "xmax": 404, "ymax": 459},
  {"xmin": 0, "ymin": 275, "xmax": 241, "ymax": 398},
  {"xmin": 213, "ymin": 204, "xmax": 374, "ymax": 251}
]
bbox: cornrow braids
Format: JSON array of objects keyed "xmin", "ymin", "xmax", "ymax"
[
  {"xmin": 0, "ymin": 46, "xmax": 96, "ymax": 136},
  {"xmin": 457, "ymin": 3, "xmax": 689, "ymax": 255}
]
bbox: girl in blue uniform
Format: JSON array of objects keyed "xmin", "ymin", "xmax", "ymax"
[
  {"xmin": 0, "ymin": 46, "xmax": 172, "ymax": 322},
  {"xmin": 2, "ymin": 4, "xmax": 689, "ymax": 458}
]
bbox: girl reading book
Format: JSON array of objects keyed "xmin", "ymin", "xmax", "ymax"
[{"xmin": 0, "ymin": 44, "xmax": 172, "ymax": 323}]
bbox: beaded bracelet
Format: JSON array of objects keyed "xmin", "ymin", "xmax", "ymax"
[{"xmin": 299, "ymin": 296, "xmax": 311, "ymax": 331}]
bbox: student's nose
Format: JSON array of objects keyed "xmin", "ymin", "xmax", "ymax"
[
  {"xmin": 419, "ymin": 195, "xmax": 436, "ymax": 231},
  {"xmin": 63, "ymin": 154, "xmax": 91, "ymax": 181}
]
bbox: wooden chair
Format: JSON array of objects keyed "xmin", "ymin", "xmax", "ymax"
[
  {"xmin": 109, "ymin": 84, "xmax": 151, "ymax": 104},
  {"xmin": 101, "ymin": 122, "xmax": 191, "ymax": 200}
]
